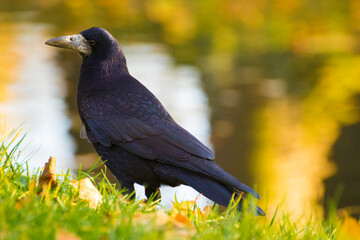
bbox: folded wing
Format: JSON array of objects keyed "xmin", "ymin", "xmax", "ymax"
[{"xmin": 79, "ymin": 89, "xmax": 259, "ymax": 198}]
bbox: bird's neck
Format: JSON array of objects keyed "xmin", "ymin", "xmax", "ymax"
[
  {"xmin": 78, "ymin": 53, "xmax": 129, "ymax": 98},
  {"xmin": 82, "ymin": 49, "xmax": 128, "ymax": 71}
]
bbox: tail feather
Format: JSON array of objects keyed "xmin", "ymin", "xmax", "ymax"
[
  {"xmin": 157, "ymin": 154, "xmax": 260, "ymax": 199},
  {"xmin": 177, "ymin": 170, "xmax": 265, "ymax": 215}
]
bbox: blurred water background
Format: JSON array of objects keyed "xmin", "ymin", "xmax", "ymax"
[{"xmin": 0, "ymin": 0, "xmax": 359, "ymax": 218}]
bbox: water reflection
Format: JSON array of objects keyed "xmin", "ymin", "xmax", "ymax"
[{"xmin": 0, "ymin": 24, "xmax": 75, "ymax": 170}]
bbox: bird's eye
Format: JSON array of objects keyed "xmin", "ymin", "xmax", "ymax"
[
  {"xmin": 70, "ymin": 37, "xmax": 74, "ymax": 41},
  {"xmin": 88, "ymin": 40, "xmax": 96, "ymax": 46}
]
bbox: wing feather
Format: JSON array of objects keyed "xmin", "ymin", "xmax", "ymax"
[
  {"xmin": 79, "ymin": 87, "xmax": 259, "ymax": 198},
  {"xmin": 80, "ymin": 92, "xmax": 214, "ymax": 160}
]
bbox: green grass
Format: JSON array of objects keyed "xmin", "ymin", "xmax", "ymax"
[{"xmin": 0, "ymin": 128, "xmax": 342, "ymax": 239}]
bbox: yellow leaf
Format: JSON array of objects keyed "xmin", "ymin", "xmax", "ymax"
[
  {"xmin": 173, "ymin": 213, "xmax": 189, "ymax": 227},
  {"xmin": 338, "ymin": 212, "xmax": 360, "ymax": 240},
  {"xmin": 56, "ymin": 229, "xmax": 81, "ymax": 240},
  {"xmin": 71, "ymin": 178, "xmax": 102, "ymax": 209},
  {"xmin": 169, "ymin": 200, "xmax": 207, "ymax": 228}
]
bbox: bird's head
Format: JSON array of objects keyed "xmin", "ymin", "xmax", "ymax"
[{"xmin": 45, "ymin": 27, "xmax": 120, "ymax": 59}]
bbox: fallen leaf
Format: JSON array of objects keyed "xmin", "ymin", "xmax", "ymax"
[
  {"xmin": 56, "ymin": 229, "xmax": 81, "ymax": 240},
  {"xmin": 71, "ymin": 177, "xmax": 102, "ymax": 209},
  {"xmin": 173, "ymin": 213, "xmax": 189, "ymax": 227},
  {"xmin": 38, "ymin": 156, "xmax": 58, "ymax": 190},
  {"xmin": 169, "ymin": 200, "xmax": 209, "ymax": 228},
  {"xmin": 338, "ymin": 212, "xmax": 360, "ymax": 240}
]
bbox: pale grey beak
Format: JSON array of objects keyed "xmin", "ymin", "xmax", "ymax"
[{"xmin": 45, "ymin": 34, "xmax": 92, "ymax": 57}]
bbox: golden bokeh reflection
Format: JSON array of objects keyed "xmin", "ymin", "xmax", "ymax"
[
  {"xmin": 0, "ymin": 23, "xmax": 19, "ymax": 101},
  {"xmin": 254, "ymin": 57, "xmax": 360, "ymax": 218}
]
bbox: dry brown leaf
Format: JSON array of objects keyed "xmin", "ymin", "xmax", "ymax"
[
  {"xmin": 56, "ymin": 229, "xmax": 82, "ymax": 240},
  {"xmin": 71, "ymin": 177, "xmax": 102, "ymax": 209},
  {"xmin": 38, "ymin": 156, "xmax": 58, "ymax": 190}
]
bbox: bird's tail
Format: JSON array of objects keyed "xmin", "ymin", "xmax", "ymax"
[{"xmin": 177, "ymin": 170, "xmax": 265, "ymax": 216}]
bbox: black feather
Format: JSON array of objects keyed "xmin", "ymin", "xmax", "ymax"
[{"xmin": 72, "ymin": 27, "xmax": 263, "ymax": 213}]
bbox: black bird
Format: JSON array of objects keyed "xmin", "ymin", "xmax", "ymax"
[{"xmin": 45, "ymin": 27, "xmax": 263, "ymax": 215}]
